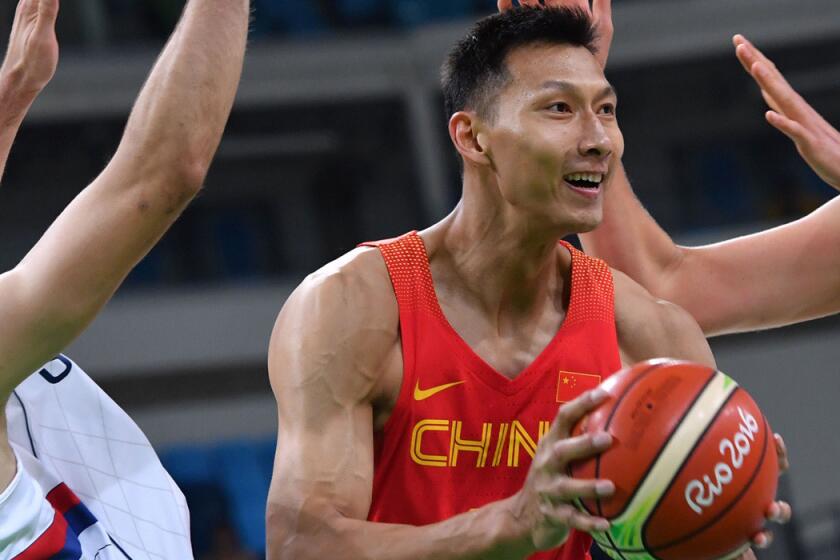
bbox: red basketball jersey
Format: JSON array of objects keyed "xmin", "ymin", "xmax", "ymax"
[{"xmin": 363, "ymin": 232, "xmax": 622, "ymax": 560}]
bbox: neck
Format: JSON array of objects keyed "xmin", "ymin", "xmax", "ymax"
[{"xmin": 428, "ymin": 168, "xmax": 572, "ymax": 317}]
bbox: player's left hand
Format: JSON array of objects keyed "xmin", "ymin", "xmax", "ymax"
[
  {"xmin": 739, "ymin": 434, "xmax": 792, "ymax": 558},
  {"xmin": 1, "ymin": 0, "xmax": 60, "ymax": 102},
  {"xmin": 497, "ymin": 0, "xmax": 613, "ymax": 69}
]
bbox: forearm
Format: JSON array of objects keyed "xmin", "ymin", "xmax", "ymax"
[
  {"xmin": 110, "ymin": 0, "xmax": 249, "ymax": 186},
  {"xmin": 0, "ymin": 0, "xmax": 249, "ymax": 391},
  {"xmin": 580, "ymin": 164, "xmax": 686, "ymax": 296},
  {"xmin": 267, "ymin": 495, "xmax": 534, "ymax": 560}
]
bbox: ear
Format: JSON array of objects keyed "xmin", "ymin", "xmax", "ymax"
[{"xmin": 448, "ymin": 111, "xmax": 492, "ymax": 167}]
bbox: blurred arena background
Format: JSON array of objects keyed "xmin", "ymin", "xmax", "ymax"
[{"xmin": 1, "ymin": 0, "xmax": 840, "ymax": 558}]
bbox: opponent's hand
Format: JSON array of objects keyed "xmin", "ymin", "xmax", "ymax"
[
  {"xmin": 510, "ymin": 388, "xmax": 615, "ymax": 551},
  {"xmin": 734, "ymin": 34, "xmax": 840, "ymax": 191},
  {"xmin": 1, "ymin": 0, "xmax": 60, "ymax": 101},
  {"xmin": 738, "ymin": 434, "xmax": 793, "ymax": 558},
  {"xmin": 497, "ymin": 0, "xmax": 613, "ymax": 69}
]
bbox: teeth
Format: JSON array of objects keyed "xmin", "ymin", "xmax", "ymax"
[{"xmin": 565, "ymin": 173, "xmax": 604, "ymax": 183}]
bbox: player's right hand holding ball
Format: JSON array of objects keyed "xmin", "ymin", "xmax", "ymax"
[{"xmin": 509, "ymin": 388, "xmax": 615, "ymax": 551}]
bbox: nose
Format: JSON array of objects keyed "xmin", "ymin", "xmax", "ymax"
[{"xmin": 578, "ymin": 114, "xmax": 613, "ymax": 158}]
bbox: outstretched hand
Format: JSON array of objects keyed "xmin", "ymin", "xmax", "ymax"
[
  {"xmin": 1, "ymin": 0, "xmax": 59, "ymax": 101},
  {"xmin": 497, "ymin": 0, "xmax": 613, "ymax": 69},
  {"xmin": 734, "ymin": 34, "xmax": 840, "ymax": 191}
]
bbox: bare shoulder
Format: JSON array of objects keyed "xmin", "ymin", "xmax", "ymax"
[
  {"xmin": 268, "ymin": 246, "xmax": 400, "ymax": 402},
  {"xmin": 612, "ymin": 269, "xmax": 715, "ymax": 368}
]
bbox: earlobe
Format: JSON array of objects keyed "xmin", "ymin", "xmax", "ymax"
[{"xmin": 449, "ymin": 112, "xmax": 490, "ymax": 167}]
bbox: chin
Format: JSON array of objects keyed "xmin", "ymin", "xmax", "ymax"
[
  {"xmin": 559, "ymin": 209, "xmax": 602, "ymax": 234},
  {"xmin": 573, "ymin": 219, "xmax": 600, "ymax": 234}
]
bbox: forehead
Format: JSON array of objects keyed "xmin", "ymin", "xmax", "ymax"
[{"xmin": 502, "ymin": 43, "xmax": 609, "ymax": 94}]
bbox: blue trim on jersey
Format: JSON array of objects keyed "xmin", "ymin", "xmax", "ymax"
[
  {"xmin": 51, "ymin": 527, "xmax": 82, "ymax": 560},
  {"xmin": 108, "ymin": 536, "xmax": 133, "ymax": 559},
  {"xmin": 38, "ymin": 355, "xmax": 73, "ymax": 385},
  {"xmin": 64, "ymin": 502, "xmax": 97, "ymax": 536},
  {"xmin": 12, "ymin": 390, "xmax": 37, "ymax": 457}
]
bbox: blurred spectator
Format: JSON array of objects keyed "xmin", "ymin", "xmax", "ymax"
[{"xmin": 200, "ymin": 523, "xmax": 258, "ymax": 560}]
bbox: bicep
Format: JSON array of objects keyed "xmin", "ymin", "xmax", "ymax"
[
  {"xmin": 663, "ymin": 196, "xmax": 840, "ymax": 335},
  {"xmin": 266, "ymin": 266, "xmax": 398, "ymax": 545},
  {"xmin": 269, "ymin": 339, "xmax": 376, "ymax": 522}
]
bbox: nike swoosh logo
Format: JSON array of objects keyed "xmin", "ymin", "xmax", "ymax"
[{"xmin": 413, "ymin": 380, "xmax": 465, "ymax": 401}]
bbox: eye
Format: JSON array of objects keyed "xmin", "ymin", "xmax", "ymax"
[
  {"xmin": 598, "ymin": 103, "xmax": 616, "ymax": 116},
  {"xmin": 549, "ymin": 102, "xmax": 572, "ymax": 114}
]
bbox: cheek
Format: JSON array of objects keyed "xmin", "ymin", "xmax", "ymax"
[{"xmin": 611, "ymin": 128, "xmax": 625, "ymax": 158}]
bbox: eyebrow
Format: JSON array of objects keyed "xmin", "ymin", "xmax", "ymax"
[{"xmin": 539, "ymin": 80, "xmax": 617, "ymax": 100}]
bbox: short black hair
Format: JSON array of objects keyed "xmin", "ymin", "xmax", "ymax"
[{"xmin": 441, "ymin": 7, "xmax": 598, "ymax": 122}]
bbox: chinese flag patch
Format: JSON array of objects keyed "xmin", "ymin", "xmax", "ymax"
[{"xmin": 556, "ymin": 370, "xmax": 602, "ymax": 403}]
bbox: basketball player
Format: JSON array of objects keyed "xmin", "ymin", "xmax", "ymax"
[
  {"xmin": 0, "ymin": 0, "xmax": 248, "ymax": 557},
  {"xmin": 266, "ymin": 7, "xmax": 785, "ymax": 559},
  {"xmin": 580, "ymin": 33, "xmax": 840, "ymax": 336}
]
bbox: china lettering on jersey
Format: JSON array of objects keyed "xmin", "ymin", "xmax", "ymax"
[{"xmin": 361, "ymin": 232, "xmax": 621, "ymax": 560}]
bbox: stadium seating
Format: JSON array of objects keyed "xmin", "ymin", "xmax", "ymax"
[
  {"xmin": 391, "ymin": 0, "xmax": 474, "ymax": 27},
  {"xmin": 162, "ymin": 439, "xmax": 276, "ymax": 555}
]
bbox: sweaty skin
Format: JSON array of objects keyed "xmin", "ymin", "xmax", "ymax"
[
  {"xmin": 266, "ymin": 38, "xmax": 714, "ymax": 560},
  {"xmin": 580, "ymin": 36, "xmax": 840, "ymax": 336},
  {"xmin": 0, "ymin": 0, "xmax": 249, "ymax": 490}
]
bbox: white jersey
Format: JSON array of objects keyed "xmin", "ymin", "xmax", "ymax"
[{"xmin": 2, "ymin": 356, "xmax": 193, "ymax": 559}]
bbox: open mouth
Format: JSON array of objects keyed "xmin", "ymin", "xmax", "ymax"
[{"xmin": 563, "ymin": 172, "xmax": 604, "ymax": 191}]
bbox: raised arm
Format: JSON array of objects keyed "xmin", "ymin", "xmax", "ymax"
[
  {"xmin": 582, "ymin": 38, "xmax": 840, "ymax": 336},
  {"xmin": 0, "ymin": 0, "xmax": 59, "ymax": 182},
  {"xmin": 266, "ymin": 251, "xmax": 615, "ymax": 560},
  {"xmin": 0, "ymin": 0, "xmax": 249, "ymax": 396}
]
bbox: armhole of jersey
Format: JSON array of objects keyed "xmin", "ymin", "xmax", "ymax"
[{"xmin": 359, "ymin": 236, "xmax": 419, "ymax": 427}]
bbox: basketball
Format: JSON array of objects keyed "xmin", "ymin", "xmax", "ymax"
[{"xmin": 571, "ymin": 359, "xmax": 779, "ymax": 560}]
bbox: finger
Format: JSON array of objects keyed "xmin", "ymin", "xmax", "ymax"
[
  {"xmin": 593, "ymin": 0, "xmax": 612, "ymax": 24},
  {"xmin": 774, "ymin": 434, "xmax": 790, "ymax": 472},
  {"xmin": 497, "ymin": 0, "xmax": 514, "ymax": 10},
  {"xmin": 545, "ymin": 0, "xmax": 588, "ymax": 10},
  {"xmin": 548, "ymin": 388, "xmax": 610, "ymax": 440},
  {"xmin": 734, "ymin": 43, "xmax": 758, "ymax": 76},
  {"xmin": 519, "ymin": 0, "xmax": 543, "ymax": 7},
  {"xmin": 766, "ymin": 501, "xmax": 792, "ymax": 524},
  {"xmin": 547, "ymin": 432, "xmax": 612, "ymax": 470},
  {"xmin": 752, "ymin": 62, "xmax": 807, "ymax": 119},
  {"xmin": 752, "ymin": 530, "xmax": 774, "ymax": 549},
  {"xmin": 539, "ymin": 502, "xmax": 611, "ymax": 533},
  {"xmin": 766, "ymin": 110, "xmax": 810, "ymax": 144},
  {"xmin": 539, "ymin": 477, "xmax": 615, "ymax": 502},
  {"xmin": 740, "ymin": 36, "xmax": 777, "ymax": 72},
  {"xmin": 760, "ymin": 88, "xmax": 783, "ymax": 115}
]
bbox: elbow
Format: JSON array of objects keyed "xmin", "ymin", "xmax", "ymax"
[
  {"xmin": 170, "ymin": 155, "xmax": 210, "ymax": 198},
  {"xmin": 266, "ymin": 500, "xmax": 330, "ymax": 560},
  {"xmin": 265, "ymin": 502, "xmax": 295, "ymax": 560},
  {"xmin": 266, "ymin": 498, "xmax": 365, "ymax": 560},
  {"xmin": 134, "ymin": 157, "xmax": 208, "ymax": 217}
]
